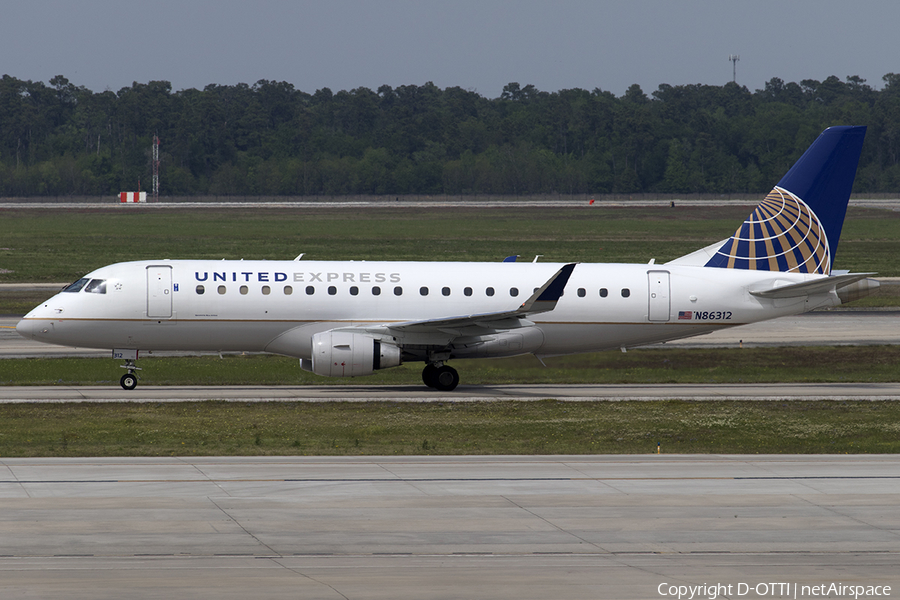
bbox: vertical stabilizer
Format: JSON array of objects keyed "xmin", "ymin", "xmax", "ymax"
[{"xmin": 705, "ymin": 126, "xmax": 866, "ymax": 274}]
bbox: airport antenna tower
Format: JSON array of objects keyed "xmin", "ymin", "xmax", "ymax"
[
  {"xmin": 729, "ymin": 54, "xmax": 740, "ymax": 83},
  {"xmin": 152, "ymin": 133, "xmax": 160, "ymax": 201}
]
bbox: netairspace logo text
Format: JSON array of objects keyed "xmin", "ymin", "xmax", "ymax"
[{"xmin": 657, "ymin": 582, "xmax": 891, "ymax": 599}]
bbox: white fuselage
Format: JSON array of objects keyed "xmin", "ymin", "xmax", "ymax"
[{"xmin": 17, "ymin": 259, "xmax": 839, "ymax": 360}]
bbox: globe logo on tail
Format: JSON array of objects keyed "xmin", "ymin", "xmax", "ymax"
[{"xmin": 707, "ymin": 187, "xmax": 830, "ymax": 274}]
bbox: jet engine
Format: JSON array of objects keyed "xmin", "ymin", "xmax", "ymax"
[{"xmin": 307, "ymin": 331, "xmax": 402, "ymax": 377}]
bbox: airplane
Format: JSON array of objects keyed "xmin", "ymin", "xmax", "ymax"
[{"xmin": 17, "ymin": 126, "xmax": 879, "ymax": 392}]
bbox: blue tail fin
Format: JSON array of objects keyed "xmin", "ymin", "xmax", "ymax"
[{"xmin": 705, "ymin": 126, "xmax": 866, "ymax": 274}]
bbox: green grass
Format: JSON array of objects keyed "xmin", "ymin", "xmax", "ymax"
[
  {"xmin": 3, "ymin": 346, "xmax": 899, "ymax": 387},
  {"xmin": 1, "ymin": 205, "xmax": 898, "ymax": 284},
  {"xmin": 1, "ymin": 400, "xmax": 897, "ymax": 457}
]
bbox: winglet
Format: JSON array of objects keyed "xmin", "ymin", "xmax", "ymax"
[
  {"xmin": 502, "ymin": 255, "xmax": 519, "ymax": 262},
  {"xmin": 517, "ymin": 263, "xmax": 576, "ymax": 314}
]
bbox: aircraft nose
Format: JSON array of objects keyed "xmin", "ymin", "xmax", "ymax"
[{"xmin": 15, "ymin": 318, "xmax": 34, "ymax": 340}]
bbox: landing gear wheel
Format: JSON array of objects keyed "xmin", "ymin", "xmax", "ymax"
[
  {"xmin": 117, "ymin": 356, "xmax": 141, "ymax": 390},
  {"xmin": 433, "ymin": 365, "xmax": 459, "ymax": 392},
  {"xmin": 422, "ymin": 364, "xmax": 439, "ymax": 388},
  {"xmin": 120, "ymin": 373, "xmax": 138, "ymax": 390}
]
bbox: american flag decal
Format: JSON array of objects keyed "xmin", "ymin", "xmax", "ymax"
[{"xmin": 678, "ymin": 311, "xmax": 692, "ymax": 320}]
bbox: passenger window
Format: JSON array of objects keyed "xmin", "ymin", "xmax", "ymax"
[
  {"xmin": 510, "ymin": 287, "xmax": 519, "ymax": 297},
  {"xmin": 577, "ymin": 288, "xmax": 586, "ymax": 298},
  {"xmin": 218, "ymin": 285, "xmax": 227, "ymax": 295},
  {"xmin": 599, "ymin": 288, "xmax": 608, "ymax": 298},
  {"xmin": 284, "ymin": 286, "xmax": 292, "ymax": 295},
  {"xmin": 350, "ymin": 286, "xmax": 359, "ymax": 296},
  {"xmin": 85, "ymin": 279, "xmax": 106, "ymax": 294},
  {"xmin": 621, "ymin": 288, "xmax": 630, "ymax": 298},
  {"xmin": 63, "ymin": 278, "xmax": 90, "ymax": 293},
  {"xmin": 394, "ymin": 286, "xmax": 403, "ymax": 296},
  {"xmin": 306, "ymin": 286, "xmax": 315, "ymax": 295},
  {"xmin": 240, "ymin": 285, "xmax": 249, "ymax": 295},
  {"xmin": 196, "ymin": 285, "xmax": 205, "ymax": 295},
  {"xmin": 464, "ymin": 287, "xmax": 473, "ymax": 297},
  {"xmin": 420, "ymin": 287, "xmax": 428, "ymax": 296},
  {"xmin": 486, "ymin": 287, "xmax": 494, "ymax": 297},
  {"xmin": 262, "ymin": 286, "xmax": 271, "ymax": 295},
  {"xmin": 328, "ymin": 286, "xmax": 337, "ymax": 296},
  {"xmin": 373, "ymin": 286, "xmax": 381, "ymax": 296},
  {"xmin": 442, "ymin": 287, "xmax": 451, "ymax": 296}
]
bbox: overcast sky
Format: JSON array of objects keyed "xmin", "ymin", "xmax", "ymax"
[{"xmin": 3, "ymin": 0, "xmax": 897, "ymax": 98}]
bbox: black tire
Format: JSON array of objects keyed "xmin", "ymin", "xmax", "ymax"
[
  {"xmin": 422, "ymin": 364, "xmax": 439, "ymax": 388},
  {"xmin": 120, "ymin": 373, "xmax": 138, "ymax": 390},
  {"xmin": 433, "ymin": 365, "xmax": 459, "ymax": 392}
]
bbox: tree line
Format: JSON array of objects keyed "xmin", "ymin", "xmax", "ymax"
[{"xmin": 2, "ymin": 73, "xmax": 900, "ymax": 197}]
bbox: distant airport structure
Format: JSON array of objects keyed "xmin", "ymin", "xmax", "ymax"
[{"xmin": 119, "ymin": 192, "xmax": 146, "ymax": 203}]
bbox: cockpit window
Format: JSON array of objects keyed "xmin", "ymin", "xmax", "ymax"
[
  {"xmin": 63, "ymin": 278, "xmax": 90, "ymax": 293},
  {"xmin": 85, "ymin": 279, "xmax": 107, "ymax": 294}
]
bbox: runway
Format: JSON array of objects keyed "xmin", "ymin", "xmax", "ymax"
[{"xmin": 0, "ymin": 455, "xmax": 898, "ymax": 599}]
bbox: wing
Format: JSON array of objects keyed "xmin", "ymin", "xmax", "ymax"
[
  {"xmin": 386, "ymin": 262, "xmax": 575, "ymax": 332},
  {"xmin": 339, "ymin": 263, "xmax": 576, "ymax": 342}
]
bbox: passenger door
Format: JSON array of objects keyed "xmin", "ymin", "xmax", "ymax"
[{"xmin": 147, "ymin": 265, "xmax": 173, "ymax": 318}]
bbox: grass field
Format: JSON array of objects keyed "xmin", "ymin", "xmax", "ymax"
[
  {"xmin": 1, "ymin": 205, "xmax": 898, "ymax": 283},
  {"xmin": 2, "ymin": 204, "xmax": 899, "ymax": 312},
  {"xmin": 1, "ymin": 399, "xmax": 897, "ymax": 457}
]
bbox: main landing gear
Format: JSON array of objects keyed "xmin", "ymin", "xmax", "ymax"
[{"xmin": 422, "ymin": 363, "xmax": 459, "ymax": 391}]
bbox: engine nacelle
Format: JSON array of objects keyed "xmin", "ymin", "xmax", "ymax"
[{"xmin": 309, "ymin": 331, "xmax": 402, "ymax": 377}]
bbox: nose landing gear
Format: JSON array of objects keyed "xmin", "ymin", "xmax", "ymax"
[
  {"xmin": 114, "ymin": 349, "xmax": 141, "ymax": 390},
  {"xmin": 119, "ymin": 359, "xmax": 141, "ymax": 390},
  {"xmin": 120, "ymin": 369, "xmax": 139, "ymax": 390}
]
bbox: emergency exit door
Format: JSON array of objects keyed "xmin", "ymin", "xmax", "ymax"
[
  {"xmin": 147, "ymin": 265, "xmax": 173, "ymax": 318},
  {"xmin": 647, "ymin": 270, "xmax": 671, "ymax": 322}
]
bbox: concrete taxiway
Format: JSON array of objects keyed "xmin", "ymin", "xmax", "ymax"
[{"xmin": 0, "ymin": 455, "xmax": 898, "ymax": 599}]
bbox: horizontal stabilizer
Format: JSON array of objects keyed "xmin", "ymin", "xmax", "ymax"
[{"xmin": 749, "ymin": 273, "xmax": 876, "ymax": 299}]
